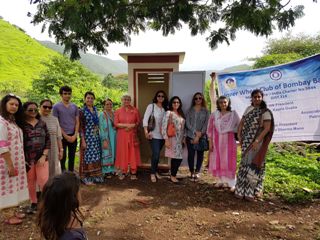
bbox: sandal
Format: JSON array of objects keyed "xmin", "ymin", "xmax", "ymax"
[
  {"xmin": 170, "ymin": 176, "xmax": 179, "ymax": 183},
  {"xmin": 130, "ymin": 174, "xmax": 137, "ymax": 180},
  {"xmin": 245, "ymin": 196, "xmax": 256, "ymax": 202},
  {"xmin": 155, "ymin": 172, "xmax": 162, "ymax": 179},
  {"xmin": 214, "ymin": 183, "xmax": 223, "ymax": 188},
  {"xmin": 234, "ymin": 194, "xmax": 243, "ymax": 199},
  {"xmin": 4, "ymin": 216, "xmax": 22, "ymax": 225},
  {"xmin": 150, "ymin": 174, "xmax": 157, "ymax": 183},
  {"xmin": 15, "ymin": 212, "xmax": 26, "ymax": 219},
  {"xmin": 255, "ymin": 191, "xmax": 263, "ymax": 199}
]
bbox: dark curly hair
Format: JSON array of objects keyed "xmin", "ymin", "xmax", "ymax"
[
  {"xmin": 190, "ymin": 92, "xmax": 207, "ymax": 109},
  {"xmin": 168, "ymin": 96, "xmax": 185, "ymax": 119},
  {"xmin": 0, "ymin": 94, "xmax": 23, "ymax": 123},
  {"xmin": 152, "ymin": 90, "xmax": 168, "ymax": 110}
]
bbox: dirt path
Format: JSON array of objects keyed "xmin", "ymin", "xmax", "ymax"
[{"xmin": 1, "ymin": 171, "xmax": 319, "ymax": 240}]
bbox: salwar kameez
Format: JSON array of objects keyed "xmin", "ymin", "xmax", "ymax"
[
  {"xmin": 0, "ymin": 116, "xmax": 28, "ymax": 209},
  {"xmin": 114, "ymin": 106, "xmax": 141, "ymax": 174},
  {"xmin": 99, "ymin": 111, "xmax": 116, "ymax": 174},
  {"xmin": 79, "ymin": 106, "xmax": 103, "ymax": 184},
  {"xmin": 207, "ymin": 110, "xmax": 240, "ymax": 187}
]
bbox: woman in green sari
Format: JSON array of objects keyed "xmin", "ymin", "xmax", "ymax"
[
  {"xmin": 235, "ymin": 89, "xmax": 274, "ymax": 201},
  {"xmin": 99, "ymin": 98, "xmax": 116, "ymax": 178}
]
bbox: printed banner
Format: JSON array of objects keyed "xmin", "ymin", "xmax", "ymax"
[{"xmin": 217, "ymin": 54, "xmax": 320, "ymax": 142}]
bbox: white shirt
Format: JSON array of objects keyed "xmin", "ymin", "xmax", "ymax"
[{"xmin": 143, "ymin": 103, "xmax": 166, "ymax": 139}]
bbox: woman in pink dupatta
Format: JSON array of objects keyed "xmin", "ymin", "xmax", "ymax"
[{"xmin": 207, "ymin": 73, "xmax": 240, "ymax": 191}]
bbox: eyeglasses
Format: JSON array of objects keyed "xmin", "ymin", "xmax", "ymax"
[
  {"xmin": 172, "ymin": 101, "xmax": 180, "ymax": 104},
  {"xmin": 194, "ymin": 97, "xmax": 202, "ymax": 100},
  {"xmin": 42, "ymin": 106, "xmax": 52, "ymax": 110},
  {"xmin": 157, "ymin": 95, "xmax": 165, "ymax": 98},
  {"xmin": 27, "ymin": 109, "xmax": 38, "ymax": 113}
]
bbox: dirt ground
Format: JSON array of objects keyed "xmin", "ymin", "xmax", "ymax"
[{"xmin": 1, "ymin": 169, "xmax": 320, "ymax": 240}]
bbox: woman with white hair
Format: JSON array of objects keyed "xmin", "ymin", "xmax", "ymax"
[{"xmin": 114, "ymin": 94, "xmax": 141, "ymax": 180}]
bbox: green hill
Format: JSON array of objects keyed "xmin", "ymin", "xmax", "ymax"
[
  {"xmin": 39, "ymin": 40, "xmax": 128, "ymax": 75},
  {"xmin": 0, "ymin": 19, "xmax": 60, "ymax": 96}
]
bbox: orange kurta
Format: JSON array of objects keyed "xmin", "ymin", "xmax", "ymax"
[{"xmin": 114, "ymin": 106, "xmax": 141, "ymax": 173}]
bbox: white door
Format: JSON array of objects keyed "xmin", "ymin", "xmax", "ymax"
[{"xmin": 169, "ymin": 71, "xmax": 206, "ymax": 167}]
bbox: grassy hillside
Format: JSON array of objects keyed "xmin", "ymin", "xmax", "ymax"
[
  {"xmin": 39, "ymin": 40, "xmax": 128, "ymax": 75},
  {"xmin": 0, "ymin": 19, "xmax": 59, "ymax": 96}
]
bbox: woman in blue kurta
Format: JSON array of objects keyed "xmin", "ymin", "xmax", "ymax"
[
  {"xmin": 99, "ymin": 98, "xmax": 116, "ymax": 178},
  {"xmin": 79, "ymin": 91, "xmax": 103, "ymax": 185}
]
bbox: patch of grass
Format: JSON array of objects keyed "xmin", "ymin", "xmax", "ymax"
[
  {"xmin": 263, "ymin": 144, "xmax": 320, "ymax": 203},
  {"xmin": 0, "ymin": 19, "xmax": 59, "ymax": 97}
]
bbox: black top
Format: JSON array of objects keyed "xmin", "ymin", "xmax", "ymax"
[{"xmin": 59, "ymin": 228, "xmax": 88, "ymax": 240}]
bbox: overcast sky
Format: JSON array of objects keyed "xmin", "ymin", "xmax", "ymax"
[{"xmin": 0, "ymin": 1, "xmax": 319, "ymax": 71}]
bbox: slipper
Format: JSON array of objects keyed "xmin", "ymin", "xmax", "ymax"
[
  {"xmin": 214, "ymin": 183, "xmax": 223, "ymax": 188},
  {"xmin": 4, "ymin": 216, "xmax": 22, "ymax": 225},
  {"xmin": 15, "ymin": 212, "xmax": 26, "ymax": 219},
  {"xmin": 150, "ymin": 174, "xmax": 157, "ymax": 183},
  {"xmin": 130, "ymin": 174, "xmax": 138, "ymax": 180},
  {"xmin": 245, "ymin": 196, "xmax": 256, "ymax": 202},
  {"xmin": 170, "ymin": 176, "xmax": 179, "ymax": 184},
  {"xmin": 234, "ymin": 194, "xmax": 243, "ymax": 199}
]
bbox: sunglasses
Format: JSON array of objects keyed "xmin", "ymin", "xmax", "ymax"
[
  {"xmin": 157, "ymin": 95, "xmax": 165, "ymax": 98},
  {"xmin": 27, "ymin": 109, "xmax": 38, "ymax": 113},
  {"xmin": 62, "ymin": 92, "xmax": 72, "ymax": 95},
  {"xmin": 172, "ymin": 101, "xmax": 180, "ymax": 104},
  {"xmin": 42, "ymin": 106, "xmax": 52, "ymax": 110},
  {"xmin": 194, "ymin": 97, "xmax": 202, "ymax": 100}
]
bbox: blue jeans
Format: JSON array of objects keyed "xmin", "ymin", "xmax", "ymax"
[
  {"xmin": 150, "ymin": 138, "xmax": 165, "ymax": 174},
  {"xmin": 186, "ymin": 137, "xmax": 204, "ymax": 173}
]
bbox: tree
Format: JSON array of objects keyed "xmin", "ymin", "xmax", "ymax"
[
  {"xmin": 29, "ymin": 0, "xmax": 313, "ymax": 60},
  {"xmin": 30, "ymin": 55, "xmax": 105, "ymax": 106},
  {"xmin": 253, "ymin": 33, "xmax": 320, "ymax": 68}
]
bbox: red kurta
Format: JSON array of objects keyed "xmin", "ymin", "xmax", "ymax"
[{"xmin": 114, "ymin": 106, "xmax": 141, "ymax": 173}]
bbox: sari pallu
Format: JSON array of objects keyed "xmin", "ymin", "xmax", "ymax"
[{"xmin": 235, "ymin": 107, "xmax": 274, "ymax": 199}]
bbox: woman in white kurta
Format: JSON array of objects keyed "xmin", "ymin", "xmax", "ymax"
[
  {"xmin": 0, "ymin": 94, "xmax": 28, "ymax": 215},
  {"xmin": 161, "ymin": 96, "xmax": 185, "ymax": 183}
]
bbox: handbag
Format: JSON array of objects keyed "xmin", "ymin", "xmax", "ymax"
[
  {"xmin": 147, "ymin": 104, "xmax": 156, "ymax": 132},
  {"xmin": 193, "ymin": 135, "xmax": 209, "ymax": 151},
  {"xmin": 167, "ymin": 112, "xmax": 176, "ymax": 137}
]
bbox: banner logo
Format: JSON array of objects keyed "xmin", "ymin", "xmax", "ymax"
[{"xmin": 270, "ymin": 69, "xmax": 282, "ymax": 81}]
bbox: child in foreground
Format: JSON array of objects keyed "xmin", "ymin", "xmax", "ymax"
[{"xmin": 38, "ymin": 172, "xmax": 87, "ymax": 240}]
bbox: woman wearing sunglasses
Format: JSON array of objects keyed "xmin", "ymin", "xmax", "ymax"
[
  {"xmin": 162, "ymin": 96, "xmax": 185, "ymax": 183},
  {"xmin": 39, "ymin": 99, "xmax": 63, "ymax": 179},
  {"xmin": 185, "ymin": 92, "xmax": 209, "ymax": 181},
  {"xmin": 21, "ymin": 101, "xmax": 50, "ymax": 214},
  {"xmin": 143, "ymin": 90, "xmax": 168, "ymax": 183}
]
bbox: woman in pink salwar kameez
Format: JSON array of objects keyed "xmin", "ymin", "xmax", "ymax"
[
  {"xmin": 114, "ymin": 94, "xmax": 141, "ymax": 180},
  {"xmin": 207, "ymin": 73, "xmax": 240, "ymax": 191}
]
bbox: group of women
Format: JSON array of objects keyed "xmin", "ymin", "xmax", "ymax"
[
  {"xmin": 0, "ymin": 72, "xmax": 274, "ymax": 230},
  {"xmin": 142, "ymin": 72, "xmax": 274, "ymax": 202}
]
